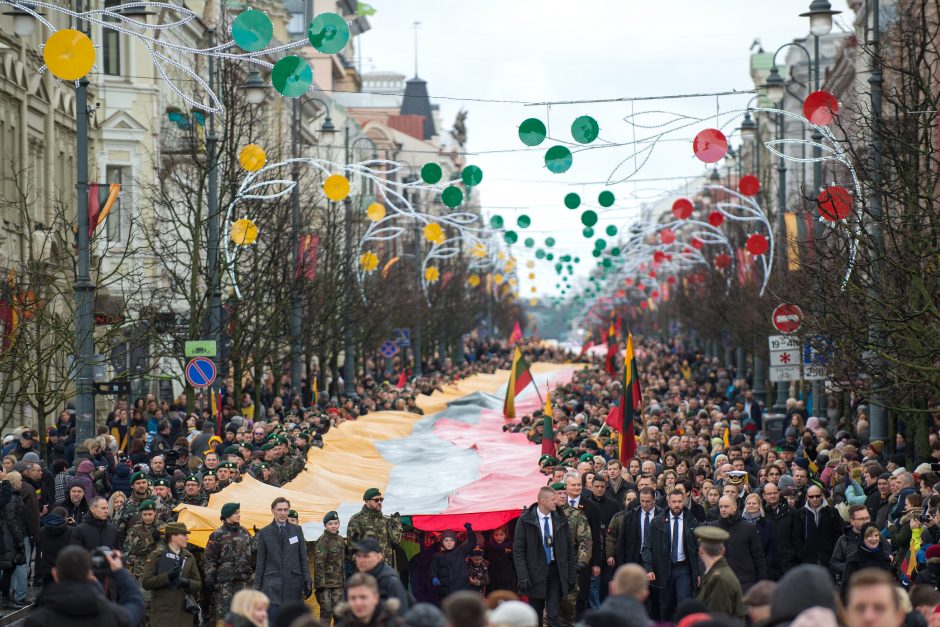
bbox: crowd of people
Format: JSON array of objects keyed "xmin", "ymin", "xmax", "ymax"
[{"xmin": 2, "ymin": 333, "xmax": 939, "ymax": 627}]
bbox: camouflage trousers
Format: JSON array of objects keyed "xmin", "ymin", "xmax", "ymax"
[
  {"xmin": 560, "ymin": 583, "xmax": 579, "ymax": 627},
  {"xmin": 316, "ymin": 587, "xmax": 344, "ymax": 623},
  {"xmin": 211, "ymin": 580, "xmax": 252, "ymax": 620}
]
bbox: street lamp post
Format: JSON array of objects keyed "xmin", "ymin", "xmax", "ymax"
[
  {"xmin": 205, "ymin": 27, "xmax": 222, "ymax": 426},
  {"xmin": 341, "ymin": 123, "xmax": 358, "ymax": 397}
]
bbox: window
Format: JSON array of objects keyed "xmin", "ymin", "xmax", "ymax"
[
  {"xmin": 102, "ymin": 0, "xmax": 121, "ymax": 76},
  {"xmin": 105, "ymin": 165, "xmax": 130, "ymax": 244}
]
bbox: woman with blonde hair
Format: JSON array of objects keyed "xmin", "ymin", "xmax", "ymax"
[
  {"xmin": 224, "ymin": 589, "xmax": 270, "ymax": 627},
  {"xmin": 107, "ymin": 491, "xmax": 126, "ymax": 524}
]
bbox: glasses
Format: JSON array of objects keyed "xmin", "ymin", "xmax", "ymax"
[
  {"xmin": 253, "ymin": 431, "xmax": 264, "ymax": 436},
  {"xmin": 808, "ymin": 494, "xmax": 823, "ymax": 499},
  {"xmin": 371, "ymin": 498, "xmax": 385, "ymax": 503}
]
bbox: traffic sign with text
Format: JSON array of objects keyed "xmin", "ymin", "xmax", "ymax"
[{"xmin": 185, "ymin": 340, "xmax": 217, "ymax": 358}]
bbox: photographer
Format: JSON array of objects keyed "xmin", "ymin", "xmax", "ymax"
[{"xmin": 25, "ymin": 545, "xmax": 144, "ymax": 627}]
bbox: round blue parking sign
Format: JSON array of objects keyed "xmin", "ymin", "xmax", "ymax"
[
  {"xmin": 185, "ymin": 357, "xmax": 217, "ymax": 389},
  {"xmin": 379, "ymin": 340, "xmax": 399, "ymax": 359}
]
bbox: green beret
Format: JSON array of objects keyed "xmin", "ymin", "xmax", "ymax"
[
  {"xmin": 203, "ymin": 470, "xmax": 217, "ymax": 477},
  {"xmin": 363, "ymin": 487, "xmax": 382, "ymax": 501},
  {"xmin": 277, "ymin": 436, "xmax": 289, "ymax": 444},
  {"xmin": 323, "ymin": 510, "xmax": 339, "ymax": 524},
  {"xmin": 259, "ymin": 462, "xmax": 270, "ymax": 470},
  {"xmin": 559, "ymin": 448, "xmax": 576, "ymax": 459},
  {"xmin": 223, "ymin": 462, "xmax": 237, "ymax": 470},
  {"xmin": 240, "ymin": 443, "xmax": 254, "ymax": 451},
  {"xmin": 579, "ymin": 453, "xmax": 594, "ymax": 463},
  {"xmin": 598, "ymin": 426, "xmax": 611, "ymax": 437},
  {"xmin": 185, "ymin": 475, "xmax": 200, "ymax": 484},
  {"xmin": 265, "ymin": 434, "xmax": 277, "ymax": 442},
  {"xmin": 220, "ymin": 502, "xmax": 240, "ymax": 520},
  {"xmin": 223, "ymin": 446, "xmax": 240, "ymax": 456},
  {"xmin": 153, "ymin": 478, "xmax": 170, "ymax": 488},
  {"xmin": 550, "ymin": 482, "xmax": 566, "ymax": 491},
  {"xmin": 130, "ymin": 472, "xmax": 147, "ymax": 484},
  {"xmin": 261, "ymin": 443, "xmax": 276, "ymax": 451},
  {"xmin": 288, "ymin": 509, "xmax": 299, "ymax": 519},
  {"xmin": 139, "ymin": 499, "xmax": 157, "ymax": 512},
  {"xmin": 538, "ymin": 455, "xmax": 558, "ymax": 466}
]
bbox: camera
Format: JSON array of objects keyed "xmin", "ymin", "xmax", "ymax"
[{"xmin": 90, "ymin": 547, "xmax": 113, "ymax": 578}]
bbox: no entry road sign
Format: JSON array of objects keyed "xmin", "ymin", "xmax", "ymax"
[
  {"xmin": 185, "ymin": 357, "xmax": 217, "ymax": 389},
  {"xmin": 772, "ymin": 303, "xmax": 803, "ymax": 334}
]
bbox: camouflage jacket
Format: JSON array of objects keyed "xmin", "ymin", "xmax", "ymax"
[
  {"xmin": 561, "ymin": 504, "xmax": 592, "ymax": 568},
  {"xmin": 467, "ymin": 559, "xmax": 490, "ymax": 591},
  {"xmin": 203, "ymin": 522, "xmax": 256, "ymax": 585},
  {"xmin": 606, "ymin": 509, "xmax": 629, "ymax": 560},
  {"xmin": 157, "ymin": 496, "xmax": 178, "ymax": 523},
  {"xmin": 179, "ymin": 492, "xmax": 209, "ymax": 507},
  {"xmin": 122, "ymin": 519, "xmax": 160, "ymax": 579},
  {"xmin": 117, "ymin": 490, "xmax": 153, "ymax": 543},
  {"xmin": 313, "ymin": 529, "xmax": 347, "ymax": 589},
  {"xmin": 346, "ymin": 506, "xmax": 403, "ymax": 566}
]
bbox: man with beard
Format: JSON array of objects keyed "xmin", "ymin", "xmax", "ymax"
[{"xmin": 347, "ymin": 488, "xmax": 403, "ymax": 570}]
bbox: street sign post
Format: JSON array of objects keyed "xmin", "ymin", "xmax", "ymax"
[
  {"xmin": 94, "ymin": 380, "xmax": 131, "ymax": 395},
  {"xmin": 393, "ymin": 328, "xmax": 411, "ymax": 348},
  {"xmin": 184, "ymin": 357, "xmax": 217, "ymax": 389},
  {"xmin": 768, "ymin": 334, "xmax": 801, "ymax": 383},
  {"xmin": 185, "ymin": 340, "xmax": 217, "ymax": 358},
  {"xmin": 803, "ymin": 338, "xmax": 829, "ymax": 381},
  {"xmin": 379, "ymin": 340, "xmax": 399, "ymax": 358},
  {"xmin": 772, "ymin": 303, "xmax": 803, "ymax": 334}
]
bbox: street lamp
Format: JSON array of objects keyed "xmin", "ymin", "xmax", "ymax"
[
  {"xmin": 801, "ymin": 0, "xmax": 841, "ymax": 36},
  {"xmin": 709, "ymin": 167, "xmax": 721, "ymax": 183},
  {"xmin": 762, "ymin": 66, "xmax": 786, "ymax": 104},
  {"xmin": 739, "ymin": 109, "xmax": 758, "ymax": 138},
  {"xmin": 4, "ymin": 3, "xmax": 42, "ymax": 37},
  {"xmin": 240, "ymin": 70, "xmax": 267, "ymax": 105}
]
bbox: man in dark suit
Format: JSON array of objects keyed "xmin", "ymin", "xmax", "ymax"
[
  {"xmin": 564, "ymin": 474, "xmax": 601, "ymax": 617},
  {"xmin": 586, "ymin": 475, "xmax": 622, "ymax": 604},
  {"xmin": 254, "ymin": 497, "xmax": 312, "ymax": 621},
  {"xmin": 642, "ymin": 489, "xmax": 700, "ymax": 622},
  {"xmin": 616, "ymin": 487, "xmax": 662, "ymax": 618},
  {"xmin": 514, "ymin": 486, "xmax": 576, "ymax": 627}
]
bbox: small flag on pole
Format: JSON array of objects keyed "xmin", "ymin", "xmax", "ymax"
[
  {"xmin": 503, "ymin": 346, "xmax": 534, "ymax": 419},
  {"xmin": 508, "ymin": 320, "xmax": 524, "ymax": 344}
]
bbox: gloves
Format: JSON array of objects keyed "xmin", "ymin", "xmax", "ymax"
[
  {"xmin": 517, "ymin": 578, "xmax": 531, "ymax": 593},
  {"xmin": 174, "ymin": 577, "xmax": 190, "ymax": 590},
  {"xmin": 464, "ymin": 522, "xmax": 473, "ymax": 534},
  {"xmin": 151, "ymin": 529, "xmax": 162, "ymax": 543},
  {"xmin": 303, "ymin": 583, "xmax": 313, "ymax": 599},
  {"xmin": 168, "ymin": 562, "xmax": 182, "ymax": 582},
  {"xmin": 432, "ymin": 577, "xmax": 441, "ymax": 587}
]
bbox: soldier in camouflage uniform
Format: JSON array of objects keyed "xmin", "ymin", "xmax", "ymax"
[
  {"xmin": 118, "ymin": 471, "xmax": 154, "ymax": 544},
  {"xmin": 151, "ymin": 477, "xmax": 178, "ymax": 523},
  {"xmin": 314, "ymin": 511, "xmax": 346, "ymax": 623},
  {"xmin": 122, "ymin": 499, "xmax": 161, "ymax": 627},
  {"xmin": 215, "ymin": 463, "xmax": 234, "ymax": 490},
  {"xmin": 203, "ymin": 502, "xmax": 256, "ymax": 621},
  {"xmin": 552, "ymin": 482, "xmax": 592, "ymax": 627},
  {"xmin": 179, "ymin": 475, "xmax": 208, "ymax": 507},
  {"xmin": 202, "ymin": 469, "xmax": 220, "ymax": 495},
  {"xmin": 346, "ymin": 488, "xmax": 403, "ymax": 569}
]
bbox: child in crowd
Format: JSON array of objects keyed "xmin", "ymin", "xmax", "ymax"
[
  {"xmin": 484, "ymin": 525, "xmax": 516, "ymax": 593},
  {"xmin": 466, "ymin": 546, "xmax": 490, "ymax": 594}
]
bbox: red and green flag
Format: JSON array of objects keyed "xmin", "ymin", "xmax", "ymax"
[
  {"xmin": 604, "ymin": 320, "xmax": 618, "ymax": 375},
  {"xmin": 503, "ymin": 346, "xmax": 534, "ymax": 419},
  {"xmin": 615, "ymin": 333, "xmax": 641, "ymax": 463},
  {"xmin": 541, "ymin": 388, "xmax": 555, "ymax": 457}
]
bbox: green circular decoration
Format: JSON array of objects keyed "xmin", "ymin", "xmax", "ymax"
[
  {"xmin": 546, "ymin": 253, "xmax": 554, "ymax": 261},
  {"xmin": 461, "ymin": 165, "xmax": 484, "ymax": 187},
  {"xmin": 271, "ymin": 56, "xmax": 313, "ymax": 97},
  {"xmin": 564, "ymin": 193, "xmax": 581, "ymax": 209},
  {"xmin": 571, "ymin": 115, "xmax": 599, "ymax": 144},
  {"xmin": 582, "ymin": 227, "xmax": 594, "ymax": 238},
  {"xmin": 517, "ymin": 214, "xmax": 531, "ymax": 228},
  {"xmin": 556, "ymin": 283, "xmax": 561, "ymax": 289},
  {"xmin": 595, "ymin": 238, "xmax": 606, "ymax": 250},
  {"xmin": 598, "ymin": 190, "xmax": 615, "ymax": 207},
  {"xmin": 504, "ymin": 230, "xmax": 518, "ymax": 245},
  {"xmin": 544, "ymin": 146, "xmax": 573, "ymax": 174},
  {"xmin": 545, "ymin": 237, "xmax": 556, "ymax": 247},
  {"xmin": 307, "ymin": 13, "xmax": 350, "ymax": 54},
  {"xmin": 592, "ymin": 249, "xmax": 601, "ymax": 258},
  {"xmin": 574, "ymin": 257, "xmax": 580, "ymax": 263},
  {"xmin": 524, "ymin": 237, "xmax": 535, "ymax": 248},
  {"xmin": 232, "ymin": 9, "xmax": 274, "ymax": 52},
  {"xmin": 605, "ymin": 225, "xmax": 618, "ymax": 236},
  {"xmin": 536, "ymin": 249, "xmax": 546, "ymax": 259},
  {"xmin": 555, "ymin": 263, "xmax": 562, "ymax": 273},
  {"xmin": 581, "ymin": 210, "xmax": 598, "ymax": 227},
  {"xmin": 489, "ymin": 215, "xmax": 504, "ymax": 229},
  {"xmin": 441, "ymin": 186, "xmax": 463, "ymax": 208},
  {"xmin": 421, "ymin": 162, "xmax": 443, "ymax": 184},
  {"xmin": 567, "ymin": 264, "xmax": 573, "ymax": 273},
  {"xmin": 518, "ymin": 118, "xmax": 547, "ymax": 146},
  {"xmin": 610, "ymin": 247, "xmax": 621, "ymax": 256},
  {"xmin": 603, "ymin": 258, "xmax": 612, "ymax": 268}
]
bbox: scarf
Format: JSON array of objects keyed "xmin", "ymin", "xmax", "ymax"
[{"xmin": 742, "ymin": 510, "xmax": 760, "ymax": 524}]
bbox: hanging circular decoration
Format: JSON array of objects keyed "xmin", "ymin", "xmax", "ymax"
[
  {"xmin": 648, "ymin": 270, "xmax": 657, "ymax": 278},
  {"xmin": 602, "ymin": 258, "xmax": 613, "ymax": 268},
  {"xmin": 504, "ymin": 230, "xmax": 518, "ymax": 245},
  {"xmin": 421, "ymin": 162, "xmax": 443, "ymax": 184},
  {"xmin": 715, "ymin": 252, "xmax": 732, "ymax": 269},
  {"xmin": 472, "ymin": 243, "xmax": 487, "ymax": 258},
  {"xmin": 230, "ymin": 218, "xmax": 259, "ymax": 246},
  {"xmin": 594, "ymin": 238, "xmax": 607, "ymax": 250},
  {"xmin": 564, "ymin": 193, "xmax": 581, "ymax": 209},
  {"xmin": 708, "ymin": 211, "xmax": 725, "ymax": 227},
  {"xmin": 44, "ymin": 29, "xmax": 95, "ymax": 81},
  {"xmin": 530, "ymin": 286, "xmax": 537, "ymax": 293},
  {"xmin": 746, "ymin": 233, "xmax": 769, "ymax": 255},
  {"xmin": 424, "ymin": 266, "xmax": 440, "ymax": 283},
  {"xmin": 739, "ymin": 174, "xmax": 761, "ymax": 197},
  {"xmin": 271, "ymin": 56, "xmax": 313, "ymax": 97},
  {"xmin": 817, "ymin": 185, "xmax": 852, "ymax": 221},
  {"xmin": 545, "ymin": 237, "xmax": 556, "ymax": 247},
  {"xmin": 441, "ymin": 186, "xmax": 464, "ymax": 208},
  {"xmin": 545, "ymin": 252, "xmax": 554, "ymax": 261},
  {"xmin": 803, "ymin": 90, "xmax": 840, "ymax": 126},
  {"xmin": 583, "ymin": 227, "xmax": 594, "ymax": 238},
  {"xmin": 517, "ymin": 214, "xmax": 531, "ymax": 228},
  {"xmin": 640, "ymin": 301, "xmax": 648, "ymax": 309},
  {"xmin": 359, "ymin": 251, "xmax": 379, "ymax": 272},
  {"xmin": 690, "ymin": 237, "xmax": 704, "ymax": 250},
  {"xmin": 651, "ymin": 289, "xmax": 659, "ymax": 299},
  {"xmin": 605, "ymin": 225, "xmax": 617, "ymax": 236},
  {"xmin": 667, "ymin": 276, "xmax": 677, "ymax": 285},
  {"xmin": 571, "ymin": 115, "xmax": 599, "ymax": 144},
  {"xmin": 489, "ymin": 215, "xmax": 504, "ymax": 229},
  {"xmin": 535, "ymin": 249, "xmax": 546, "ymax": 259},
  {"xmin": 493, "ymin": 274, "xmax": 504, "ymax": 285},
  {"xmin": 672, "ymin": 198, "xmax": 694, "ymax": 220},
  {"xmin": 524, "ymin": 237, "xmax": 535, "ymax": 248},
  {"xmin": 625, "ymin": 278, "xmax": 633, "ymax": 286},
  {"xmin": 366, "ymin": 203, "xmax": 386, "ymax": 222},
  {"xmin": 653, "ymin": 250, "xmax": 666, "ymax": 263},
  {"xmin": 692, "ymin": 128, "xmax": 729, "ymax": 163},
  {"xmin": 518, "ymin": 118, "xmax": 547, "ymax": 146},
  {"xmin": 581, "ymin": 210, "xmax": 598, "ymax": 227},
  {"xmin": 461, "ymin": 165, "xmax": 483, "ymax": 187},
  {"xmin": 544, "ymin": 146, "xmax": 573, "ymax": 173},
  {"xmin": 467, "ymin": 274, "xmax": 481, "ymax": 287},
  {"xmin": 423, "ymin": 223, "xmax": 445, "ymax": 244},
  {"xmin": 596, "ymin": 191, "xmax": 615, "ymax": 208},
  {"xmin": 659, "ymin": 229, "xmax": 676, "ymax": 244},
  {"xmin": 528, "ymin": 272, "xmax": 536, "ymax": 280},
  {"xmin": 238, "ymin": 144, "xmax": 267, "ymax": 172},
  {"xmin": 232, "ymin": 9, "xmax": 274, "ymax": 52},
  {"xmin": 610, "ymin": 247, "xmax": 621, "ymax": 256},
  {"xmin": 592, "ymin": 249, "xmax": 601, "ymax": 258},
  {"xmin": 307, "ymin": 12, "xmax": 350, "ymax": 54},
  {"xmin": 323, "ymin": 174, "xmax": 350, "ymax": 201},
  {"xmin": 526, "ymin": 260, "xmax": 535, "ymax": 269}
]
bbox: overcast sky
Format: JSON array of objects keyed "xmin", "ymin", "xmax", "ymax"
[{"xmin": 358, "ymin": 1, "xmax": 853, "ymax": 297}]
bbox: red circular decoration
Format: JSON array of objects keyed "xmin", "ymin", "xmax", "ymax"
[
  {"xmin": 746, "ymin": 233, "xmax": 769, "ymax": 256},
  {"xmin": 672, "ymin": 198, "xmax": 694, "ymax": 220},
  {"xmin": 625, "ymin": 278, "xmax": 633, "ymax": 286},
  {"xmin": 660, "ymin": 229, "xmax": 676, "ymax": 244},
  {"xmin": 715, "ymin": 253, "xmax": 731, "ymax": 269},
  {"xmin": 651, "ymin": 290, "xmax": 660, "ymax": 299},
  {"xmin": 640, "ymin": 301, "xmax": 648, "ymax": 309},
  {"xmin": 692, "ymin": 128, "xmax": 729, "ymax": 163},
  {"xmin": 667, "ymin": 276, "xmax": 677, "ymax": 285},
  {"xmin": 690, "ymin": 237, "xmax": 704, "ymax": 250},
  {"xmin": 708, "ymin": 211, "xmax": 724, "ymax": 227},
  {"xmin": 803, "ymin": 90, "xmax": 840, "ymax": 126},
  {"xmin": 653, "ymin": 250, "xmax": 666, "ymax": 263},
  {"xmin": 739, "ymin": 174, "xmax": 760, "ymax": 197},
  {"xmin": 615, "ymin": 290, "xmax": 625, "ymax": 298},
  {"xmin": 648, "ymin": 270, "xmax": 657, "ymax": 278},
  {"xmin": 817, "ymin": 186, "xmax": 852, "ymax": 221}
]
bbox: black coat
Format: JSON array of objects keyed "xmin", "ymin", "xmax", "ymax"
[
  {"xmin": 24, "ymin": 569, "xmax": 145, "ymax": 627},
  {"xmin": 841, "ymin": 543, "xmax": 893, "ymax": 596},
  {"xmin": 641, "ymin": 509, "xmax": 701, "ymax": 588},
  {"xmin": 764, "ymin": 502, "xmax": 793, "ymax": 577},
  {"xmin": 716, "ymin": 515, "xmax": 766, "ymax": 589},
  {"xmin": 253, "ymin": 520, "xmax": 312, "ymax": 606},
  {"xmin": 429, "ymin": 536, "xmax": 474, "ymax": 597},
  {"xmin": 512, "ymin": 504, "xmax": 576, "ymax": 599},
  {"xmin": 484, "ymin": 538, "xmax": 516, "ymax": 592},
  {"xmin": 37, "ymin": 514, "xmax": 73, "ymax": 584},
  {"xmin": 587, "ymin": 494, "xmax": 622, "ymax": 537},
  {"xmin": 71, "ymin": 512, "xmax": 120, "ymax": 550},
  {"xmin": 0, "ymin": 486, "xmax": 24, "ymax": 569},
  {"xmin": 616, "ymin": 506, "xmax": 662, "ymax": 566},
  {"xmin": 364, "ymin": 561, "xmax": 411, "ymax": 616},
  {"xmin": 791, "ymin": 505, "xmax": 844, "ymax": 569}
]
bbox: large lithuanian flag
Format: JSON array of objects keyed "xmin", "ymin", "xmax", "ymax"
[
  {"xmin": 503, "ymin": 346, "xmax": 534, "ymax": 419},
  {"xmin": 608, "ymin": 333, "xmax": 641, "ymax": 463}
]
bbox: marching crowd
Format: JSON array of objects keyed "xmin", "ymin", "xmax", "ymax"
[{"xmin": 1, "ymin": 333, "xmax": 938, "ymax": 627}]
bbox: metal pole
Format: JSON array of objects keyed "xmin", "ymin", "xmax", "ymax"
[
  {"xmin": 206, "ymin": 28, "xmax": 222, "ymax": 424},
  {"xmin": 289, "ymin": 99, "xmax": 303, "ymax": 399},
  {"xmin": 74, "ymin": 0, "xmax": 95, "ymax": 443},
  {"xmin": 753, "ymin": 344, "xmax": 767, "ymax": 406},
  {"xmin": 867, "ymin": 0, "xmax": 887, "ymax": 440},
  {"xmin": 810, "ymin": 33, "xmax": 827, "ymax": 418},
  {"xmin": 342, "ymin": 124, "xmax": 356, "ymax": 396},
  {"xmin": 412, "ymin": 221, "xmax": 423, "ymax": 377},
  {"xmin": 773, "ymin": 110, "xmax": 789, "ymax": 414},
  {"xmin": 736, "ymin": 346, "xmax": 745, "ymax": 379}
]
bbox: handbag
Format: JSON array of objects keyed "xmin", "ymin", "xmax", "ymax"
[{"xmin": 183, "ymin": 593, "xmax": 202, "ymax": 623}]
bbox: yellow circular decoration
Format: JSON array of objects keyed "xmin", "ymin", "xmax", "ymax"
[
  {"xmin": 509, "ymin": 278, "xmax": 517, "ymax": 287},
  {"xmin": 493, "ymin": 274, "xmax": 505, "ymax": 285},
  {"xmin": 497, "ymin": 252, "xmax": 506, "ymax": 261},
  {"xmin": 530, "ymin": 286, "xmax": 537, "ymax": 293},
  {"xmin": 359, "ymin": 251, "xmax": 379, "ymax": 272},
  {"xmin": 239, "ymin": 144, "xmax": 267, "ymax": 172},
  {"xmin": 44, "ymin": 29, "xmax": 95, "ymax": 81},
  {"xmin": 471, "ymin": 243, "xmax": 487, "ymax": 258},
  {"xmin": 504, "ymin": 259, "xmax": 516, "ymax": 273},
  {"xmin": 366, "ymin": 203, "xmax": 386, "ymax": 222},
  {"xmin": 526, "ymin": 260, "xmax": 535, "ymax": 269},
  {"xmin": 424, "ymin": 266, "xmax": 440, "ymax": 283},
  {"xmin": 230, "ymin": 218, "xmax": 259, "ymax": 246},
  {"xmin": 467, "ymin": 274, "xmax": 480, "ymax": 287},
  {"xmin": 323, "ymin": 174, "xmax": 350, "ymax": 202},
  {"xmin": 423, "ymin": 223, "xmax": 445, "ymax": 244},
  {"xmin": 529, "ymin": 298, "xmax": 539, "ymax": 306},
  {"xmin": 528, "ymin": 273, "xmax": 536, "ymax": 280}
]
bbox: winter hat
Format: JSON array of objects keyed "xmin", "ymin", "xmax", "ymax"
[
  {"xmin": 77, "ymin": 460, "xmax": 94, "ymax": 473},
  {"xmin": 487, "ymin": 600, "xmax": 539, "ymax": 627},
  {"xmin": 323, "ymin": 511, "xmax": 339, "ymax": 524},
  {"xmin": 469, "ymin": 545, "xmax": 484, "ymax": 558},
  {"xmin": 441, "ymin": 531, "xmax": 458, "ymax": 543},
  {"xmin": 220, "ymin": 502, "xmax": 239, "ymax": 520},
  {"xmin": 926, "ymin": 545, "xmax": 940, "ymax": 563},
  {"xmin": 777, "ymin": 475, "xmax": 795, "ymax": 491},
  {"xmin": 22, "ymin": 452, "xmax": 40, "ymax": 464},
  {"xmin": 769, "ymin": 564, "xmax": 836, "ymax": 625},
  {"xmin": 785, "ymin": 427, "xmax": 798, "ymax": 438},
  {"xmin": 402, "ymin": 603, "xmax": 446, "ymax": 627},
  {"xmin": 792, "ymin": 457, "xmax": 810, "ymax": 470},
  {"xmin": 868, "ymin": 440, "xmax": 885, "ymax": 455}
]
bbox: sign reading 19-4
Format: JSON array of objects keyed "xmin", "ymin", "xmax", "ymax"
[{"xmin": 185, "ymin": 357, "xmax": 217, "ymax": 389}]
